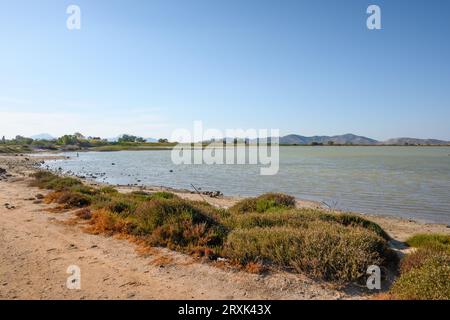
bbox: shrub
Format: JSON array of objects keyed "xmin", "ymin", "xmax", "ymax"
[
  {"xmin": 131, "ymin": 199, "xmax": 227, "ymax": 249},
  {"xmin": 148, "ymin": 220, "xmax": 221, "ymax": 251},
  {"xmin": 30, "ymin": 172, "xmax": 395, "ymax": 284},
  {"xmin": 75, "ymin": 208, "xmax": 92, "ymax": 220},
  {"xmin": 400, "ymin": 247, "xmax": 450, "ymax": 274},
  {"xmin": 324, "ymin": 213, "xmax": 390, "ymax": 240},
  {"xmin": 406, "ymin": 234, "xmax": 450, "ymax": 250},
  {"xmin": 30, "ymin": 171, "xmax": 82, "ymax": 191},
  {"xmin": 223, "ymin": 208, "xmax": 390, "ymax": 240},
  {"xmin": 70, "ymin": 184, "xmax": 98, "ymax": 196},
  {"xmin": 134, "ymin": 199, "xmax": 217, "ymax": 233},
  {"xmin": 389, "ymin": 233, "xmax": 450, "ymax": 300},
  {"xmin": 129, "ymin": 191, "xmax": 153, "ymax": 201},
  {"xmin": 152, "ymin": 191, "xmax": 179, "ymax": 200},
  {"xmin": 223, "ymin": 211, "xmax": 310, "ymax": 230},
  {"xmin": 224, "ymin": 222, "xmax": 389, "ymax": 282},
  {"xmin": 105, "ymin": 197, "xmax": 138, "ymax": 214},
  {"xmin": 99, "ymin": 186, "xmax": 119, "ymax": 194},
  {"xmin": 229, "ymin": 193, "xmax": 296, "ymax": 214},
  {"xmin": 391, "ymin": 258, "xmax": 450, "ymax": 300},
  {"xmin": 129, "ymin": 198, "xmax": 227, "ymax": 251},
  {"xmin": 45, "ymin": 191, "xmax": 91, "ymax": 208},
  {"xmin": 46, "ymin": 177, "xmax": 82, "ymax": 191},
  {"xmin": 88, "ymin": 209, "xmax": 135, "ymax": 235}
]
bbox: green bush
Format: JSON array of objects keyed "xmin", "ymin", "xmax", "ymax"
[
  {"xmin": 152, "ymin": 191, "xmax": 179, "ymax": 200},
  {"xmin": 223, "ymin": 208, "xmax": 389, "ymax": 240},
  {"xmin": 134, "ymin": 199, "xmax": 216, "ymax": 233},
  {"xmin": 99, "ymin": 186, "xmax": 119, "ymax": 194},
  {"xmin": 406, "ymin": 234, "xmax": 450, "ymax": 250},
  {"xmin": 70, "ymin": 184, "xmax": 98, "ymax": 196},
  {"xmin": 30, "ymin": 171, "xmax": 82, "ymax": 191},
  {"xmin": 54, "ymin": 191, "xmax": 91, "ymax": 208},
  {"xmin": 133, "ymin": 198, "xmax": 226, "ymax": 249},
  {"xmin": 224, "ymin": 222, "xmax": 389, "ymax": 282},
  {"xmin": 323, "ymin": 213, "xmax": 390, "ymax": 240},
  {"xmin": 400, "ymin": 247, "xmax": 450, "ymax": 274},
  {"xmin": 389, "ymin": 233, "xmax": 450, "ymax": 300},
  {"xmin": 229, "ymin": 193, "xmax": 296, "ymax": 214},
  {"xmin": 107, "ymin": 198, "xmax": 138, "ymax": 214},
  {"xmin": 30, "ymin": 172, "xmax": 395, "ymax": 284},
  {"xmin": 391, "ymin": 258, "xmax": 450, "ymax": 300}
]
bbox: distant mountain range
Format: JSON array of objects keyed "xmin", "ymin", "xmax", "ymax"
[
  {"xmin": 26, "ymin": 133, "xmax": 449, "ymax": 145},
  {"xmin": 30, "ymin": 133, "xmax": 55, "ymax": 140},
  {"xmin": 106, "ymin": 136, "xmax": 158, "ymax": 143},
  {"xmin": 280, "ymin": 134, "xmax": 378, "ymax": 145},
  {"xmin": 278, "ymin": 134, "xmax": 449, "ymax": 145},
  {"xmin": 381, "ymin": 137, "xmax": 450, "ymax": 145}
]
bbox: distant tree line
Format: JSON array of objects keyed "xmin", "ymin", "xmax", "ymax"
[{"xmin": 0, "ymin": 133, "xmax": 172, "ymax": 150}]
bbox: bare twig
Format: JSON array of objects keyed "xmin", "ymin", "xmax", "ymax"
[{"xmin": 191, "ymin": 183, "xmax": 208, "ymax": 203}]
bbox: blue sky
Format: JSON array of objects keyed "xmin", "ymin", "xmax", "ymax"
[{"xmin": 0, "ymin": 0, "xmax": 449, "ymax": 140}]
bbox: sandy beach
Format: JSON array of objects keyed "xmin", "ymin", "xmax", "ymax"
[{"xmin": 1, "ymin": 154, "xmax": 449, "ymax": 300}]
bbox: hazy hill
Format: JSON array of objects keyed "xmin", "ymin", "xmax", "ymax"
[
  {"xmin": 30, "ymin": 133, "xmax": 55, "ymax": 140},
  {"xmin": 279, "ymin": 134, "xmax": 378, "ymax": 145},
  {"xmin": 382, "ymin": 138, "xmax": 450, "ymax": 145}
]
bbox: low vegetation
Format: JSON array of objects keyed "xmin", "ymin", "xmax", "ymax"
[
  {"xmin": 224, "ymin": 224, "xmax": 388, "ymax": 282},
  {"xmin": 406, "ymin": 233, "xmax": 450, "ymax": 251},
  {"xmin": 229, "ymin": 193, "xmax": 296, "ymax": 214},
  {"xmin": 31, "ymin": 171, "xmax": 395, "ymax": 283},
  {"xmin": 0, "ymin": 132, "xmax": 178, "ymax": 153},
  {"xmin": 0, "ymin": 144, "xmax": 32, "ymax": 154},
  {"xmin": 389, "ymin": 234, "xmax": 450, "ymax": 300}
]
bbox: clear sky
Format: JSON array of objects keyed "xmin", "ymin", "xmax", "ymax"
[{"xmin": 1, "ymin": 0, "xmax": 449, "ymax": 140}]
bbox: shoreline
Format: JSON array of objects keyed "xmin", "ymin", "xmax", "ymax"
[
  {"xmin": 32, "ymin": 149, "xmax": 450, "ymax": 226},
  {"xmin": 1, "ymin": 153, "xmax": 449, "ymax": 241},
  {"xmin": 1, "ymin": 153, "xmax": 449, "ymax": 300}
]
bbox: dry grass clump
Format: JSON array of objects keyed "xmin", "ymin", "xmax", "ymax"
[
  {"xmin": 75, "ymin": 208, "xmax": 92, "ymax": 220},
  {"xmin": 87, "ymin": 209, "xmax": 136, "ymax": 236},
  {"xmin": 133, "ymin": 198, "xmax": 227, "ymax": 251},
  {"xmin": 224, "ymin": 222, "xmax": 388, "ymax": 282},
  {"xmin": 45, "ymin": 190, "xmax": 91, "ymax": 208},
  {"xmin": 391, "ymin": 257, "xmax": 450, "ymax": 300},
  {"xmin": 400, "ymin": 247, "xmax": 450, "ymax": 274},
  {"xmin": 30, "ymin": 172, "xmax": 395, "ymax": 284},
  {"xmin": 389, "ymin": 233, "xmax": 450, "ymax": 300}
]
